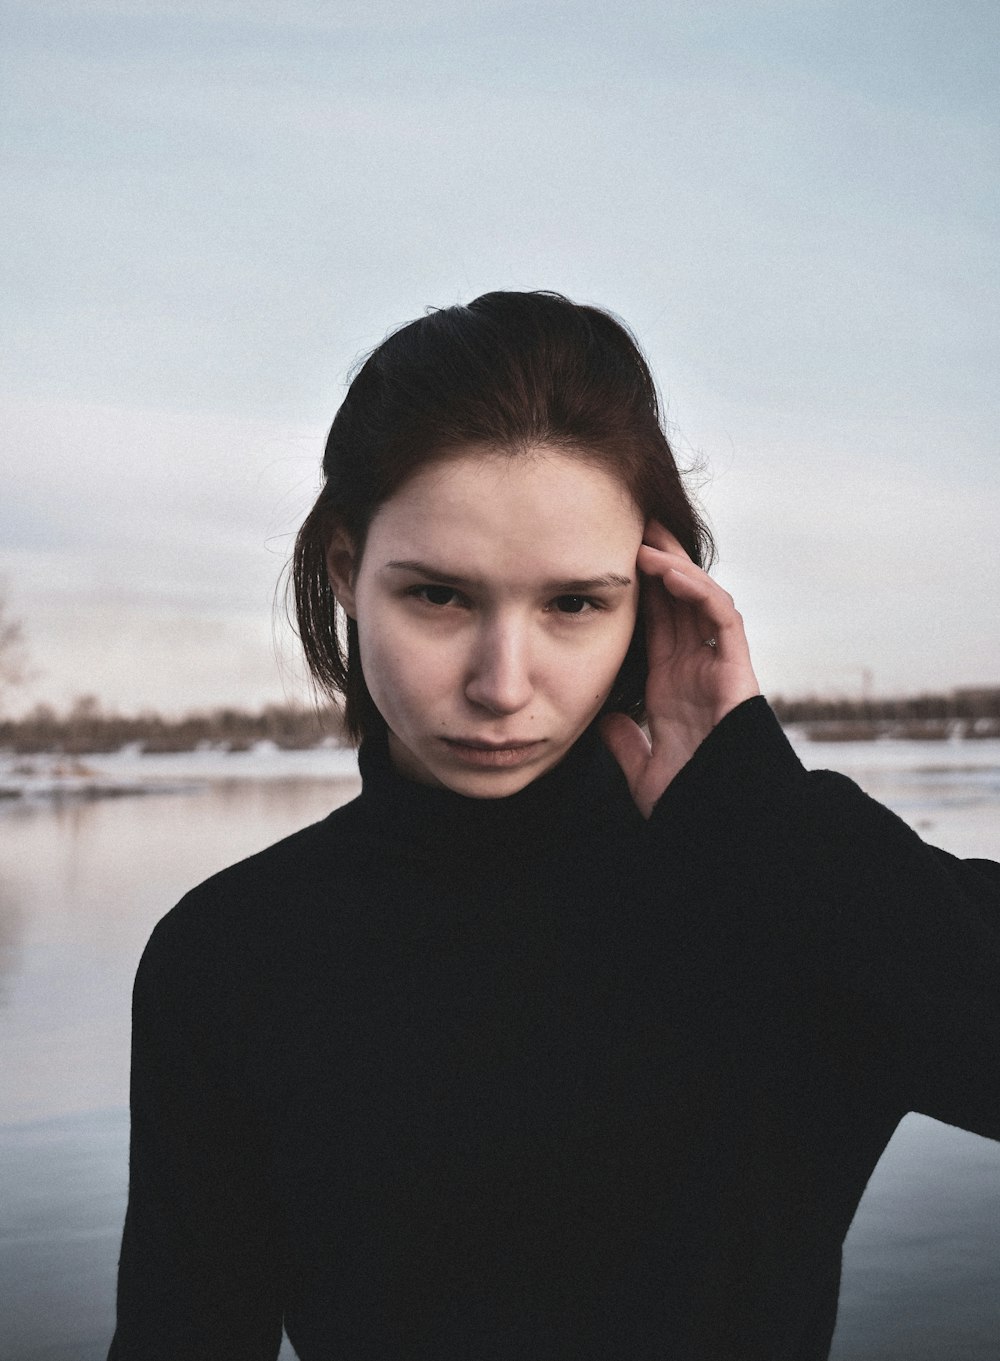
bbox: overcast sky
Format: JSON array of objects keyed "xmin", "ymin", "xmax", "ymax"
[{"xmin": 3, "ymin": 0, "xmax": 998, "ymax": 716}]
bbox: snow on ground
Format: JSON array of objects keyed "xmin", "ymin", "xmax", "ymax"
[
  {"xmin": 0, "ymin": 741, "xmax": 361, "ymax": 801},
  {"xmin": 784, "ymin": 728, "xmax": 1000, "ymax": 778}
]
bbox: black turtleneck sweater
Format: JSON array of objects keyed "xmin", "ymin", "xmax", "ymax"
[{"xmin": 108, "ymin": 698, "xmax": 1000, "ymax": 1361}]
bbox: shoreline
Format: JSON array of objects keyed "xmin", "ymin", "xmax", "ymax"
[{"xmin": 4, "ymin": 729, "xmax": 1000, "ymax": 803}]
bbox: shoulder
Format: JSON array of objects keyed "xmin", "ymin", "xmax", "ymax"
[{"xmin": 139, "ymin": 789, "xmax": 378, "ymax": 982}]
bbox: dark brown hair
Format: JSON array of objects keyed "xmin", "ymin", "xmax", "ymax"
[{"xmin": 293, "ymin": 290, "xmax": 714, "ymax": 741}]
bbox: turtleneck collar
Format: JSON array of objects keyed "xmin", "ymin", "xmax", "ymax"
[{"xmin": 355, "ymin": 721, "xmax": 640, "ymax": 865}]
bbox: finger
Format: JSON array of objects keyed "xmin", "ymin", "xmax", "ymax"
[
  {"xmin": 643, "ymin": 519, "xmax": 692, "ymax": 561},
  {"xmin": 639, "ymin": 549, "xmax": 710, "ymax": 663},
  {"xmin": 641, "ymin": 563, "xmax": 679, "ymax": 665},
  {"xmin": 640, "ymin": 552, "xmax": 714, "ymax": 665},
  {"xmin": 637, "ymin": 547, "xmax": 743, "ymax": 649},
  {"xmin": 637, "ymin": 544, "xmax": 723, "ymax": 599},
  {"xmin": 644, "ymin": 579, "xmax": 705, "ymax": 665},
  {"xmin": 637, "ymin": 542, "xmax": 704, "ymax": 577},
  {"xmin": 659, "ymin": 568, "xmax": 741, "ymax": 641},
  {"xmin": 598, "ymin": 713, "xmax": 652, "ymax": 790}
]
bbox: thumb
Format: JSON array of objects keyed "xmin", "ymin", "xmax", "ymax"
[{"xmin": 598, "ymin": 713, "xmax": 651, "ymax": 793}]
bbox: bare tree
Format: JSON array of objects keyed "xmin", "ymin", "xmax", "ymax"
[{"xmin": 0, "ymin": 591, "xmax": 29, "ymax": 714}]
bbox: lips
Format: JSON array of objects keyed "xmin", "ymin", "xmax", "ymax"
[
  {"xmin": 440, "ymin": 737, "xmax": 544, "ymax": 768},
  {"xmin": 445, "ymin": 738, "xmax": 539, "ymax": 750}
]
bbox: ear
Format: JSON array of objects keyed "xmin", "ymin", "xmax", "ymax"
[{"xmin": 325, "ymin": 524, "xmax": 360, "ymax": 620}]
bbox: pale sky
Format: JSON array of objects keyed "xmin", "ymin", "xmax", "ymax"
[{"xmin": 3, "ymin": 0, "xmax": 998, "ymax": 716}]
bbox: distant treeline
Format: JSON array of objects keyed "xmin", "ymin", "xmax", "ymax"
[
  {"xmin": 2, "ymin": 688, "xmax": 1000, "ymax": 755},
  {"xmin": 0, "ymin": 696, "xmax": 348, "ymax": 755},
  {"xmin": 770, "ymin": 686, "xmax": 1000, "ymax": 741}
]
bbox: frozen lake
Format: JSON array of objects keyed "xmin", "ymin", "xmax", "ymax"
[{"xmin": 1, "ymin": 733, "xmax": 998, "ymax": 1359}]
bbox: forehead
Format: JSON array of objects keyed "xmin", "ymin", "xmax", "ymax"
[{"xmin": 368, "ymin": 447, "xmax": 642, "ymax": 566}]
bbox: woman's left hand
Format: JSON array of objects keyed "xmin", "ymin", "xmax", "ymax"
[{"xmin": 600, "ymin": 520, "xmax": 761, "ymax": 818}]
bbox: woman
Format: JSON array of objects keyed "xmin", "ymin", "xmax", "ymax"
[{"xmin": 109, "ymin": 292, "xmax": 1000, "ymax": 1360}]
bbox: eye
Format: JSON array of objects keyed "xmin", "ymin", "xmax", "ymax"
[
  {"xmin": 409, "ymin": 584, "xmax": 460, "ymax": 607},
  {"xmin": 551, "ymin": 594, "xmax": 598, "ymax": 615}
]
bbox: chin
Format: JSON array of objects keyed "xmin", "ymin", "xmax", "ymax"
[{"xmin": 436, "ymin": 767, "xmax": 548, "ymax": 799}]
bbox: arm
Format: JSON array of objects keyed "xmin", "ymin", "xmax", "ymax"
[
  {"xmin": 108, "ymin": 901, "xmax": 284, "ymax": 1361},
  {"xmin": 657, "ymin": 702, "xmax": 1000, "ymax": 1139},
  {"xmin": 795, "ymin": 764, "xmax": 1000, "ymax": 1139},
  {"xmin": 599, "ymin": 520, "xmax": 1000, "ymax": 1139}
]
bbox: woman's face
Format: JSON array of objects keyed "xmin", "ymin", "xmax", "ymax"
[{"xmin": 330, "ymin": 446, "xmax": 644, "ymax": 797}]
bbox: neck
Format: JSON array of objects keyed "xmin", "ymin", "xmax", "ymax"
[{"xmin": 356, "ymin": 721, "xmax": 639, "ymax": 864}]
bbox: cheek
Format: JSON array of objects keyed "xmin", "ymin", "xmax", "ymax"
[
  {"xmin": 355, "ymin": 613, "xmax": 404, "ymax": 709},
  {"xmin": 359, "ymin": 618, "xmax": 455, "ymax": 709},
  {"xmin": 605, "ymin": 602, "xmax": 641, "ymax": 665},
  {"xmin": 557, "ymin": 620, "xmax": 638, "ymax": 706},
  {"xmin": 598, "ymin": 611, "xmax": 641, "ymax": 689}
]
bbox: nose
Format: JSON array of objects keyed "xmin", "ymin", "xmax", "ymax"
[{"xmin": 464, "ymin": 616, "xmax": 534, "ymax": 716}]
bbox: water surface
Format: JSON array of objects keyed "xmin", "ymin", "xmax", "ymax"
[{"xmin": 1, "ymin": 739, "xmax": 998, "ymax": 1359}]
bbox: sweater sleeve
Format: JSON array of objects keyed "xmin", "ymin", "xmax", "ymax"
[
  {"xmin": 643, "ymin": 696, "xmax": 1000, "ymax": 1140},
  {"xmin": 108, "ymin": 894, "xmax": 284, "ymax": 1361}
]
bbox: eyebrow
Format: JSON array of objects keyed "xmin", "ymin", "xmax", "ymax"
[{"xmin": 383, "ymin": 560, "xmax": 633, "ymax": 592}]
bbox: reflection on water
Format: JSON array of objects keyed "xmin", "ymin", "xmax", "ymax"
[
  {"xmin": 0, "ymin": 871, "xmax": 26, "ymax": 1006},
  {"xmin": 0, "ymin": 776, "xmax": 357, "ymax": 1361},
  {"xmin": 0, "ymin": 747, "xmax": 998, "ymax": 1360},
  {"xmin": 833, "ymin": 1117, "xmax": 1000, "ymax": 1360}
]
